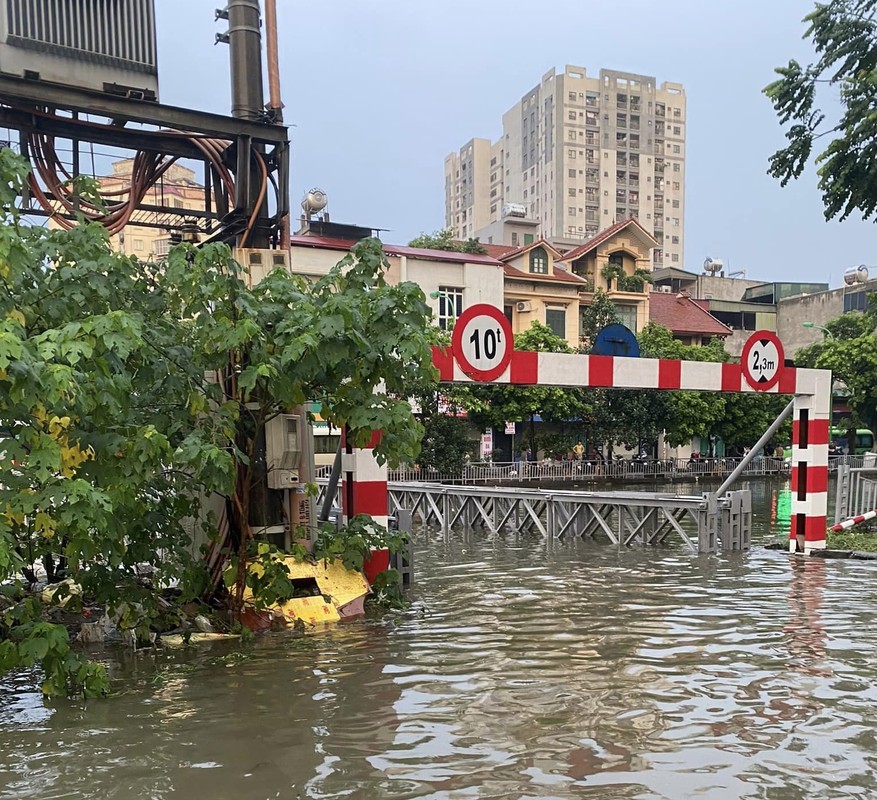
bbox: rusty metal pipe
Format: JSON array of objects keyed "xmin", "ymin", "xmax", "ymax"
[{"xmin": 264, "ymin": 0, "xmax": 283, "ymax": 122}]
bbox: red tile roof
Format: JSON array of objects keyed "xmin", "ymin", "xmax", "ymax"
[
  {"xmin": 289, "ymin": 235, "xmax": 504, "ymax": 266},
  {"xmin": 497, "ymin": 238, "xmax": 564, "ymax": 262},
  {"xmin": 556, "ymin": 217, "xmax": 659, "ymax": 263},
  {"xmin": 480, "ymin": 243, "xmax": 519, "ymax": 259},
  {"xmin": 502, "ymin": 263, "xmax": 588, "ymax": 285},
  {"xmin": 648, "ymin": 291, "xmax": 732, "ymax": 337}
]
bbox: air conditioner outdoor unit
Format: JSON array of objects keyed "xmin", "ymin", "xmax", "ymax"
[
  {"xmin": 658, "ymin": 285, "xmax": 672, "ymax": 293},
  {"xmin": 516, "ymin": 301, "xmax": 532, "ymax": 312},
  {"xmin": 265, "ymin": 413, "xmax": 302, "ymax": 490}
]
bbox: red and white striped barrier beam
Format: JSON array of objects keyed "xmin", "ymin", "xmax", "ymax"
[
  {"xmin": 829, "ymin": 509, "xmax": 877, "ymax": 533},
  {"xmin": 431, "ymin": 308, "xmax": 832, "ymax": 554},
  {"xmin": 432, "ymin": 346, "xmax": 803, "ymax": 394}
]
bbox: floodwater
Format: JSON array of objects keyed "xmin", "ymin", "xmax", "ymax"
[{"xmin": 3, "ymin": 478, "xmax": 877, "ymax": 799}]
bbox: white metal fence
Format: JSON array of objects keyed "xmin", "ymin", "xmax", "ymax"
[{"xmin": 317, "ymin": 455, "xmax": 865, "ymax": 487}]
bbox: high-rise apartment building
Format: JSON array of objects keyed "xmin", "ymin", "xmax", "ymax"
[{"xmin": 444, "ymin": 66, "xmax": 686, "ymax": 268}]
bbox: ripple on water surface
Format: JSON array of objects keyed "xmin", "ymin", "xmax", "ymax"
[{"xmin": 1, "ymin": 484, "xmax": 877, "ymax": 799}]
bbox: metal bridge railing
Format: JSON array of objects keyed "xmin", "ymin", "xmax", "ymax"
[
  {"xmin": 318, "ymin": 454, "xmax": 862, "ymax": 488},
  {"xmin": 835, "ymin": 459, "xmax": 877, "ymax": 523}
]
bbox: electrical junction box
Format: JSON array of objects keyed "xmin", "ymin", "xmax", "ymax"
[
  {"xmin": 266, "ymin": 413, "xmax": 302, "ymax": 490},
  {"xmin": 0, "ymin": 0, "xmax": 159, "ymax": 100}
]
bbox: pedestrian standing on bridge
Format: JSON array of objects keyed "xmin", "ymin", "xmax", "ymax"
[{"xmin": 573, "ymin": 442, "xmax": 585, "ymax": 461}]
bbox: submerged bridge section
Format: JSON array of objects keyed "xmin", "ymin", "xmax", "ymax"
[{"xmin": 320, "ymin": 480, "xmax": 752, "ymax": 553}]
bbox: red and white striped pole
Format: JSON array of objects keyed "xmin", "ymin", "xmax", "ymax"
[
  {"xmin": 830, "ymin": 509, "xmax": 877, "ymax": 533},
  {"xmin": 789, "ymin": 371, "xmax": 831, "ymax": 554},
  {"xmin": 340, "ymin": 426, "xmax": 389, "ymax": 530}
]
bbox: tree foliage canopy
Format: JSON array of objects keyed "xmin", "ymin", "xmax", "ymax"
[
  {"xmin": 765, "ymin": 0, "xmax": 877, "ymax": 220},
  {"xmin": 407, "ymin": 228, "xmax": 488, "ymax": 255},
  {"xmin": 795, "ymin": 308, "xmax": 877, "ymax": 429},
  {"xmin": 0, "ymin": 150, "xmax": 435, "ymax": 696}
]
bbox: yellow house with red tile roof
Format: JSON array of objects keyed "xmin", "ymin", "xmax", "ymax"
[
  {"xmin": 500, "ymin": 239, "xmax": 589, "ymax": 343},
  {"xmin": 556, "ymin": 217, "xmax": 658, "ymax": 337}
]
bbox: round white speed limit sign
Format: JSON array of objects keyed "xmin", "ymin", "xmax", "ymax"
[
  {"xmin": 451, "ymin": 304, "xmax": 513, "ymax": 382},
  {"xmin": 741, "ymin": 331, "xmax": 785, "ymax": 391}
]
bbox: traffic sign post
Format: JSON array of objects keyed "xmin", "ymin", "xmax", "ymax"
[
  {"xmin": 451, "ymin": 304, "xmax": 513, "ymax": 382},
  {"xmin": 741, "ymin": 331, "xmax": 784, "ymax": 391}
]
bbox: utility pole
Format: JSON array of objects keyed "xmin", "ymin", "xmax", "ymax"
[{"xmin": 219, "ymin": 0, "xmax": 270, "ymax": 247}]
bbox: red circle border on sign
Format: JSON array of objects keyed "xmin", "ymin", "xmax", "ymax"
[
  {"xmin": 451, "ymin": 304, "xmax": 514, "ymax": 382},
  {"xmin": 741, "ymin": 330, "xmax": 785, "ymax": 391}
]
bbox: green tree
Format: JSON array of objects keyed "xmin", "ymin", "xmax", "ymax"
[
  {"xmin": 458, "ymin": 322, "xmax": 589, "ymax": 453},
  {"xmin": 579, "ymin": 289, "xmax": 621, "ymax": 350},
  {"xmin": 638, "ymin": 323, "xmax": 792, "ymax": 451},
  {"xmin": 408, "ymin": 228, "xmax": 487, "ymax": 255},
  {"xmin": 417, "ymin": 415, "xmax": 473, "ymax": 475},
  {"xmin": 765, "ymin": 0, "xmax": 877, "ymax": 221},
  {"xmin": 0, "ymin": 150, "xmax": 435, "ymax": 696},
  {"xmin": 796, "ymin": 310, "xmax": 877, "ymax": 431}
]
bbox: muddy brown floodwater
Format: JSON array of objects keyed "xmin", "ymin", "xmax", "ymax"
[{"xmin": 2, "ymin": 478, "xmax": 877, "ymax": 799}]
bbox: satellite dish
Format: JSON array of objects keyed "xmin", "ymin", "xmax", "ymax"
[
  {"xmin": 703, "ymin": 257, "xmax": 723, "ymax": 274},
  {"xmin": 301, "ymin": 188, "xmax": 328, "ymax": 216}
]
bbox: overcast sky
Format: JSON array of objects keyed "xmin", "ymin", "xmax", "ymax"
[{"xmin": 156, "ymin": 0, "xmax": 873, "ymax": 285}]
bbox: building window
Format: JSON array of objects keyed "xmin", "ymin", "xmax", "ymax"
[
  {"xmin": 568, "ymin": 188, "xmax": 576, "ymax": 197},
  {"xmin": 569, "ymin": 169, "xmax": 576, "ymax": 178},
  {"xmin": 615, "ymin": 304, "xmax": 637, "ymax": 332},
  {"xmin": 672, "ymin": 217, "xmax": 680, "ymax": 227},
  {"xmin": 672, "ymin": 235, "xmax": 679, "ymax": 244},
  {"xmin": 672, "ymin": 199, "xmax": 680, "ymax": 208},
  {"xmin": 546, "ymin": 308, "xmax": 566, "ymax": 338},
  {"xmin": 524, "ymin": 233, "xmax": 534, "ymax": 245},
  {"xmin": 530, "ymin": 246, "xmax": 549, "ymax": 274},
  {"xmin": 845, "ymin": 291, "xmax": 868, "ymax": 312},
  {"xmin": 511, "ymin": 232, "xmax": 519, "ymax": 246},
  {"xmin": 672, "ymin": 181, "xmax": 680, "ymax": 191},
  {"xmin": 569, "ymin": 150, "xmax": 576, "ymax": 159},
  {"xmin": 673, "ymin": 145, "xmax": 681, "ymax": 154},
  {"xmin": 673, "ymin": 163, "xmax": 680, "ymax": 173},
  {"xmin": 568, "ymin": 111, "xmax": 576, "ymax": 121},
  {"xmin": 569, "ymin": 91, "xmax": 577, "ymax": 102},
  {"xmin": 671, "ymin": 254, "xmax": 680, "ymax": 263},
  {"xmin": 568, "ymin": 207, "xmax": 577, "ymax": 217},
  {"xmin": 436, "ymin": 286, "xmax": 463, "ymax": 330}
]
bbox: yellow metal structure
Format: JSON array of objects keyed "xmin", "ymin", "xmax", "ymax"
[{"xmin": 246, "ymin": 556, "xmax": 370, "ymax": 628}]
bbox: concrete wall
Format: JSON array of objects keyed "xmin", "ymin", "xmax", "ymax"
[
  {"xmin": 399, "ymin": 258, "xmax": 505, "ymax": 313},
  {"xmin": 288, "ymin": 246, "xmax": 342, "ymax": 278},
  {"xmin": 776, "ymin": 287, "xmax": 846, "ymax": 356},
  {"xmin": 695, "ymin": 274, "xmax": 762, "ymax": 301}
]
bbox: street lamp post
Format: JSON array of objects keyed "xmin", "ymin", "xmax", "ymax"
[
  {"xmin": 429, "ymin": 290, "xmax": 459, "ymax": 330},
  {"xmin": 802, "ymin": 321, "xmax": 834, "ymax": 339}
]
